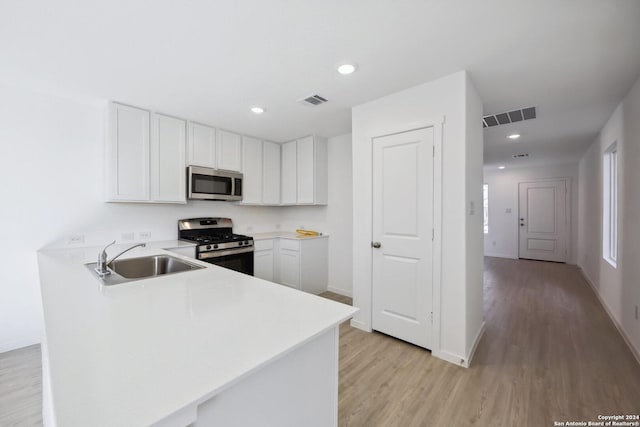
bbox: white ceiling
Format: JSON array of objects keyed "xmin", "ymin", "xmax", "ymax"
[{"xmin": 2, "ymin": 1, "xmax": 639, "ymax": 168}]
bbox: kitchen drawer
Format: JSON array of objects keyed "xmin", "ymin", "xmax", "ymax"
[
  {"xmin": 254, "ymin": 239, "xmax": 274, "ymax": 251},
  {"xmin": 278, "ymin": 239, "xmax": 300, "ymax": 252}
]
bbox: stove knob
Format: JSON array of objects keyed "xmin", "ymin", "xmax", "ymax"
[
  {"xmin": 238, "ymin": 241, "xmax": 243, "ymax": 246},
  {"xmin": 213, "ymin": 244, "xmax": 219, "ymax": 249},
  {"xmin": 244, "ymin": 240, "xmax": 249, "ymax": 245},
  {"xmin": 206, "ymin": 245, "xmax": 212, "ymax": 250}
]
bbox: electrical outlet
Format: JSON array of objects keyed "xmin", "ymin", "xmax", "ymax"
[
  {"xmin": 275, "ymin": 224, "xmax": 281, "ymax": 230},
  {"xmin": 139, "ymin": 231, "xmax": 152, "ymax": 240},
  {"xmin": 246, "ymin": 226, "xmax": 254, "ymax": 232},
  {"xmin": 67, "ymin": 234, "xmax": 85, "ymax": 245},
  {"xmin": 121, "ymin": 232, "xmax": 134, "ymax": 241},
  {"xmin": 505, "ymin": 208, "xmax": 512, "ymax": 214},
  {"xmin": 299, "ymin": 225, "xmax": 305, "ymax": 230}
]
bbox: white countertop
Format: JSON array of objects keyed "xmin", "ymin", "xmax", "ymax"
[
  {"xmin": 37, "ymin": 243, "xmax": 356, "ymax": 426},
  {"xmin": 251, "ymin": 231, "xmax": 329, "ymax": 240}
]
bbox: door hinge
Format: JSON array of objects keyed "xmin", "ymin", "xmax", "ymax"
[
  {"xmin": 433, "ymin": 146, "xmax": 435, "ymax": 157},
  {"xmin": 432, "ymin": 229, "xmax": 434, "ymax": 241},
  {"xmin": 430, "ymin": 312, "xmax": 433, "ymax": 323}
]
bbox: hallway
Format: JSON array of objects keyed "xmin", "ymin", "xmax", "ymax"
[{"xmin": 334, "ymin": 257, "xmax": 640, "ymax": 426}]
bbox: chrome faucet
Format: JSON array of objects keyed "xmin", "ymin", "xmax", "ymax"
[{"xmin": 95, "ymin": 241, "xmax": 146, "ymax": 277}]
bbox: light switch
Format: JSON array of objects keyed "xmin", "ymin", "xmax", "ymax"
[{"xmin": 469, "ymin": 201, "xmax": 475, "ymax": 215}]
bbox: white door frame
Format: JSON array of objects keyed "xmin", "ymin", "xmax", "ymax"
[
  {"xmin": 517, "ymin": 177, "xmax": 571, "ymax": 262},
  {"xmin": 364, "ymin": 116, "xmax": 444, "ymax": 353}
]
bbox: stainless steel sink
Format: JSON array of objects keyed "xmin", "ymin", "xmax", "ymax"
[{"xmin": 86, "ymin": 254, "xmax": 205, "ymax": 285}]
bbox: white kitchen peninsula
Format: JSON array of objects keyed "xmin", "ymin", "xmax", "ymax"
[{"xmin": 37, "ymin": 243, "xmax": 356, "ymax": 426}]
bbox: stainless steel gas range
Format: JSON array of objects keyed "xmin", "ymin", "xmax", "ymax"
[{"xmin": 178, "ymin": 217, "xmax": 254, "ymax": 275}]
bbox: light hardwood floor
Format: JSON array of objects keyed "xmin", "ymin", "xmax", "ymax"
[
  {"xmin": 2, "ymin": 258, "xmax": 639, "ymax": 426},
  {"xmin": 324, "ymin": 257, "xmax": 640, "ymax": 426},
  {"xmin": 0, "ymin": 344, "xmax": 42, "ymax": 426}
]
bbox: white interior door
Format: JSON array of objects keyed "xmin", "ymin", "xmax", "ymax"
[
  {"xmin": 372, "ymin": 127, "xmax": 433, "ymax": 350},
  {"xmin": 518, "ymin": 180, "xmax": 568, "ymax": 262}
]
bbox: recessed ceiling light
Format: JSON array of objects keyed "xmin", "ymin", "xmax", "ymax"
[
  {"xmin": 337, "ymin": 63, "xmax": 357, "ymax": 75},
  {"xmin": 508, "ymin": 134, "xmax": 521, "ymax": 140},
  {"xmin": 498, "ymin": 166, "xmax": 506, "ymax": 170},
  {"xmin": 250, "ymin": 106, "xmax": 265, "ymax": 114}
]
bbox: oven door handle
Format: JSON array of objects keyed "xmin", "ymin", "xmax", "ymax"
[{"xmin": 198, "ymin": 247, "xmax": 254, "ymax": 259}]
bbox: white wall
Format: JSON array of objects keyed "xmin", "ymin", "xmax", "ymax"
[
  {"xmin": 465, "ymin": 75, "xmax": 485, "ymax": 354},
  {"xmin": 577, "ymin": 73, "xmax": 640, "ymax": 358},
  {"xmin": 0, "ymin": 83, "xmax": 353, "ymax": 353},
  {"xmin": 351, "ymin": 71, "xmax": 484, "ymax": 366},
  {"xmin": 483, "ymin": 163, "xmax": 580, "ymax": 264},
  {"xmin": 326, "ymin": 134, "xmax": 353, "ymax": 296}
]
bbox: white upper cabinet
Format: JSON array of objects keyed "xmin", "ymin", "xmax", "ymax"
[
  {"xmin": 262, "ymin": 141, "xmax": 281, "ymax": 205},
  {"xmin": 187, "ymin": 122, "xmax": 216, "ymax": 168},
  {"xmin": 241, "ymin": 136, "xmax": 263, "ymax": 204},
  {"xmin": 281, "ymin": 141, "xmax": 297, "ymax": 205},
  {"xmin": 242, "ymin": 138, "xmax": 280, "ymax": 206},
  {"xmin": 106, "ymin": 102, "xmax": 186, "ymax": 204},
  {"xmin": 150, "ymin": 113, "xmax": 186, "ymax": 203},
  {"xmin": 281, "ymin": 136, "xmax": 327, "ymax": 205},
  {"xmin": 106, "ymin": 103, "xmax": 150, "ymax": 202},
  {"xmin": 217, "ymin": 130, "xmax": 242, "ymax": 172},
  {"xmin": 297, "ymin": 136, "xmax": 315, "ymax": 204}
]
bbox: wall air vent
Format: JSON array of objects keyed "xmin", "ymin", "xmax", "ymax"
[
  {"xmin": 512, "ymin": 153, "xmax": 530, "ymax": 158},
  {"xmin": 483, "ymin": 106, "xmax": 537, "ymax": 128},
  {"xmin": 299, "ymin": 94, "xmax": 328, "ymax": 107}
]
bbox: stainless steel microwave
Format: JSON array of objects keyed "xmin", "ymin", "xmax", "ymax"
[{"xmin": 187, "ymin": 166, "xmax": 243, "ymax": 201}]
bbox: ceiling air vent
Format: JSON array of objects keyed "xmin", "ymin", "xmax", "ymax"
[
  {"xmin": 483, "ymin": 106, "xmax": 537, "ymax": 128},
  {"xmin": 512, "ymin": 153, "xmax": 529, "ymax": 159},
  {"xmin": 299, "ymin": 94, "xmax": 328, "ymax": 107}
]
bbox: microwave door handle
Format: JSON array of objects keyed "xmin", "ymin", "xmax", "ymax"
[{"xmin": 230, "ymin": 177, "xmax": 235, "ymax": 197}]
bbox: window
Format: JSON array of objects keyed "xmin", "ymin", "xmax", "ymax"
[
  {"xmin": 483, "ymin": 184, "xmax": 489, "ymax": 234},
  {"xmin": 603, "ymin": 143, "xmax": 618, "ymax": 267}
]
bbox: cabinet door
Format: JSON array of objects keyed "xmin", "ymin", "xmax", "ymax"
[
  {"xmin": 263, "ymin": 141, "xmax": 281, "ymax": 205},
  {"xmin": 241, "ymin": 136, "xmax": 263, "ymax": 204},
  {"xmin": 188, "ymin": 122, "xmax": 216, "ymax": 168},
  {"xmin": 296, "ymin": 136, "xmax": 315, "ymax": 204},
  {"xmin": 254, "ymin": 250, "xmax": 274, "ymax": 281},
  {"xmin": 107, "ymin": 103, "xmax": 150, "ymax": 201},
  {"xmin": 150, "ymin": 114, "xmax": 186, "ymax": 203},
  {"xmin": 281, "ymin": 141, "xmax": 297, "ymax": 204},
  {"xmin": 299, "ymin": 239, "xmax": 328, "ymax": 294},
  {"xmin": 217, "ymin": 130, "xmax": 242, "ymax": 172},
  {"xmin": 278, "ymin": 248, "xmax": 300, "ymax": 289}
]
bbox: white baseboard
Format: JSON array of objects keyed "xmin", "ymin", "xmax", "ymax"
[
  {"xmin": 578, "ymin": 267, "xmax": 640, "ymax": 366},
  {"xmin": 483, "ymin": 252, "xmax": 517, "ymax": 259},
  {"xmin": 432, "ymin": 349, "xmax": 467, "ymax": 367},
  {"xmin": 327, "ymin": 286, "xmax": 352, "ymax": 298},
  {"xmin": 466, "ymin": 321, "xmax": 486, "ymax": 367},
  {"xmin": 0, "ymin": 335, "xmax": 41, "ymax": 354},
  {"xmin": 349, "ymin": 319, "xmax": 371, "ymax": 332}
]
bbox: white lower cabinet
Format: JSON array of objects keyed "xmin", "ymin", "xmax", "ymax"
[
  {"xmin": 278, "ymin": 242, "xmax": 301, "ymax": 289},
  {"xmin": 254, "ymin": 239, "xmax": 275, "ymax": 281},
  {"xmin": 254, "ymin": 237, "xmax": 328, "ymax": 294}
]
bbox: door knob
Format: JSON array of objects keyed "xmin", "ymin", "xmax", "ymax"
[{"xmin": 371, "ymin": 241, "xmax": 381, "ymax": 248}]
